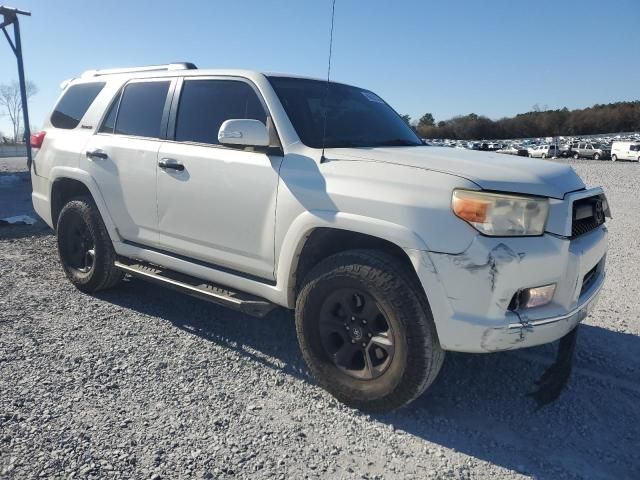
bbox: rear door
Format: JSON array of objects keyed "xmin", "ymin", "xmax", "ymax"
[
  {"xmin": 578, "ymin": 143, "xmax": 586, "ymax": 156},
  {"xmin": 83, "ymin": 78, "xmax": 174, "ymax": 246},
  {"xmin": 585, "ymin": 144, "xmax": 594, "ymax": 158},
  {"xmin": 156, "ymin": 77, "xmax": 282, "ymax": 280}
]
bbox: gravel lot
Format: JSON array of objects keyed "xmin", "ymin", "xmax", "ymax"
[{"xmin": 1, "ymin": 159, "xmax": 639, "ymax": 479}]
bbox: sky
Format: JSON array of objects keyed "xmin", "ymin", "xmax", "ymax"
[{"xmin": 0, "ymin": 0, "xmax": 639, "ymax": 134}]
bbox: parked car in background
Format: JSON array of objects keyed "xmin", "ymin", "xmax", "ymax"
[
  {"xmin": 496, "ymin": 145, "xmax": 529, "ymax": 157},
  {"xmin": 570, "ymin": 143, "xmax": 611, "ymax": 160},
  {"xmin": 610, "ymin": 141, "xmax": 640, "ymax": 162},
  {"xmin": 528, "ymin": 144, "xmax": 559, "ymax": 159},
  {"xmin": 559, "ymin": 144, "xmax": 573, "ymax": 158}
]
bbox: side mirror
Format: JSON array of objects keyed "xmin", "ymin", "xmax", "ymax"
[{"xmin": 218, "ymin": 119, "xmax": 269, "ymax": 148}]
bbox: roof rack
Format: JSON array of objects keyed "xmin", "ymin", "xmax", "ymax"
[{"xmin": 81, "ymin": 62, "xmax": 197, "ymax": 78}]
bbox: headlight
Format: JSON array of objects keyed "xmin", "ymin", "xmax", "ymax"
[{"xmin": 452, "ymin": 189, "xmax": 549, "ymax": 236}]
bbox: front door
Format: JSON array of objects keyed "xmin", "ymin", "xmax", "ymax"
[
  {"xmin": 156, "ymin": 78, "xmax": 282, "ymax": 280},
  {"xmin": 83, "ymin": 79, "xmax": 173, "ymax": 246}
]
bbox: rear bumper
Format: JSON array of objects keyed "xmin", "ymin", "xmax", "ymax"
[
  {"xmin": 408, "ymin": 224, "xmax": 607, "ymax": 353},
  {"xmin": 31, "ymin": 171, "xmax": 53, "ymax": 228}
]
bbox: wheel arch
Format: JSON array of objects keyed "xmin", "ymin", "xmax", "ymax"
[
  {"xmin": 277, "ymin": 213, "xmax": 430, "ymax": 308},
  {"xmin": 49, "ymin": 168, "xmax": 119, "ymax": 240}
]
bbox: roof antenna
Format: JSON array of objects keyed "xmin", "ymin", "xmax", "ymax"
[{"xmin": 320, "ymin": 0, "xmax": 336, "ymax": 164}]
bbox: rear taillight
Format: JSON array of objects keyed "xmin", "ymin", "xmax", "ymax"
[{"xmin": 30, "ymin": 131, "xmax": 46, "ymax": 149}]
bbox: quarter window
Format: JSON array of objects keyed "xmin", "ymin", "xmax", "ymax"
[
  {"xmin": 175, "ymin": 80, "xmax": 266, "ymax": 145},
  {"xmin": 114, "ymin": 81, "xmax": 170, "ymax": 138},
  {"xmin": 50, "ymin": 82, "xmax": 105, "ymax": 129},
  {"xmin": 99, "ymin": 93, "xmax": 120, "ymax": 134}
]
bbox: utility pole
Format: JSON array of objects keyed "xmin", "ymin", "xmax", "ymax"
[{"xmin": 1, "ymin": 5, "xmax": 32, "ymax": 171}]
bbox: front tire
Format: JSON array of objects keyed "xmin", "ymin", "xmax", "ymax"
[
  {"xmin": 295, "ymin": 250, "xmax": 444, "ymax": 412},
  {"xmin": 611, "ymin": 154, "xmax": 617, "ymax": 162},
  {"xmin": 594, "ymin": 153, "xmax": 600, "ymax": 160},
  {"xmin": 57, "ymin": 196, "xmax": 123, "ymax": 293},
  {"xmin": 573, "ymin": 152, "xmax": 580, "ymax": 159}
]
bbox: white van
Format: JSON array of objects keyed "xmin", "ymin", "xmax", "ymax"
[{"xmin": 611, "ymin": 141, "xmax": 640, "ymax": 162}]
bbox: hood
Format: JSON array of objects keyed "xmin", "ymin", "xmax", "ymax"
[{"xmin": 325, "ymin": 146, "xmax": 585, "ymax": 199}]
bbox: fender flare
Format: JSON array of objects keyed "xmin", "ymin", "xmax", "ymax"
[
  {"xmin": 49, "ymin": 166, "xmax": 121, "ymax": 242},
  {"xmin": 275, "ymin": 210, "xmax": 430, "ymax": 307}
]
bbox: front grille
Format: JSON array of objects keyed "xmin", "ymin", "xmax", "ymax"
[
  {"xmin": 571, "ymin": 196, "xmax": 605, "ymax": 238},
  {"xmin": 580, "ymin": 264, "xmax": 598, "ymax": 297}
]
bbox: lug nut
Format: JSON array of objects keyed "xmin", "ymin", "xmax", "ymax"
[
  {"xmin": 351, "ymin": 339, "xmax": 356, "ymax": 344},
  {"xmin": 361, "ymin": 343, "xmax": 367, "ymax": 347},
  {"xmin": 351, "ymin": 316, "xmax": 356, "ymax": 321},
  {"xmin": 362, "ymin": 319, "xmax": 367, "ymax": 325},
  {"xmin": 367, "ymin": 333, "xmax": 372, "ymax": 338}
]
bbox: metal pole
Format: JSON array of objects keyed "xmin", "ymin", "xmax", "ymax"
[{"xmin": 12, "ymin": 16, "xmax": 32, "ymax": 171}]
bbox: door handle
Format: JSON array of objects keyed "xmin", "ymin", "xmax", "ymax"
[
  {"xmin": 86, "ymin": 149, "xmax": 108, "ymax": 160},
  {"xmin": 158, "ymin": 158, "xmax": 185, "ymax": 171}
]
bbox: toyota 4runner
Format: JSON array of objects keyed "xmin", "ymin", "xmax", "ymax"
[{"xmin": 30, "ymin": 63, "xmax": 609, "ymax": 411}]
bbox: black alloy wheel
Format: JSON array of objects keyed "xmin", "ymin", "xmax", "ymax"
[
  {"xmin": 318, "ymin": 288, "xmax": 395, "ymax": 380},
  {"xmin": 56, "ymin": 196, "xmax": 123, "ymax": 292},
  {"xmin": 59, "ymin": 210, "xmax": 96, "ymax": 274}
]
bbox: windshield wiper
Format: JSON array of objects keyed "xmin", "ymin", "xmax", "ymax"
[
  {"xmin": 372, "ymin": 139, "xmax": 422, "ymax": 147},
  {"xmin": 325, "ymin": 141, "xmax": 369, "ymax": 148}
]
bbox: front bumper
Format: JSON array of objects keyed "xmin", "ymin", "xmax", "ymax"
[{"xmin": 408, "ymin": 224, "xmax": 607, "ymax": 353}]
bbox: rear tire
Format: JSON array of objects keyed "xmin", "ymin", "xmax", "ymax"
[
  {"xmin": 593, "ymin": 153, "xmax": 600, "ymax": 160},
  {"xmin": 56, "ymin": 196, "xmax": 123, "ymax": 293},
  {"xmin": 573, "ymin": 152, "xmax": 580, "ymax": 159},
  {"xmin": 541, "ymin": 153, "xmax": 547, "ymax": 159},
  {"xmin": 295, "ymin": 250, "xmax": 444, "ymax": 412}
]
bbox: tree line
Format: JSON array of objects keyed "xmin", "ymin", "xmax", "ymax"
[
  {"xmin": 405, "ymin": 101, "xmax": 640, "ymax": 140},
  {"xmin": 0, "ymin": 80, "xmax": 38, "ymax": 143}
]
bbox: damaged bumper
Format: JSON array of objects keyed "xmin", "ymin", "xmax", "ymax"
[{"xmin": 408, "ymin": 224, "xmax": 607, "ymax": 353}]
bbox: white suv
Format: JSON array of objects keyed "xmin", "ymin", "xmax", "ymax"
[
  {"xmin": 528, "ymin": 144, "xmax": 559, "ymax": 159},
  {"xmin": 30, "ymin": 63, "xmax": 609, "ymax": 411}
]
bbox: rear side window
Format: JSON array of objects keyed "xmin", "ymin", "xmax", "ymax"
[
  {"xmin": 115, "ymin": 81, "xmax": 170, "ymax": 138},
  {"xmin": 175, "ymin": 80, "xmax": 266, "ymax": 145},
  {"xmin": 631, "ymin": 145, "xmax": 639, "ymax": 152},
  {"xmin": 50, "ymin": 82, "xmax": 105, "ymax": 129}
]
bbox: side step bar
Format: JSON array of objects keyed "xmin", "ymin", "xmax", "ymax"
[{"xmin": 114, "ymin": 258, "xmax": 277, "ymax": 318}]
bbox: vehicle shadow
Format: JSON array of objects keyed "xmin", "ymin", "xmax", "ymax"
[
  {"xmin": 0, "ymin": 221, "xmax": 51, "ymax": 241},
  {"xmin": 97, "ymin": 278, "xmax": 640, "ymax": 479}
]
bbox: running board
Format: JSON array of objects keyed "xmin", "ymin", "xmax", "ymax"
[{"xmin": 114, "ymin": 259, "xmax": 277, "ymax": 318}]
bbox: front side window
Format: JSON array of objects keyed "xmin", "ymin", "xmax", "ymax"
[
  {"xmin": 267, "ymin": 76, "xmax": 421, "ymax": 149},
  {"xmin": 50, "ymin": 82, "xmax": 105, "ymax": 129},
  {"xmin": 115, "ymin": 81, "xmax": 170, "ymax": 138},
  {"xmin": 175, "ymin": 79, "xmax": 266, "ymax": 145}
]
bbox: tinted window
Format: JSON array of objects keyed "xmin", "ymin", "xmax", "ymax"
[
  {"xmin": 175, "ymin": 80, "xmax": 266, "ymax": 145},
  {"xmin": 50, "ymin": 82, "xmax": 105, "ymax": 129},
  {"xmin": 99, "ymin": 93, "xmax": 120, "ymax": 134},
  {"xmin": 268, "ymin": 76, "xmax": 421, "ymax": 149},
  {"xmin": 115, "ymin": 81, "xmax": 170, "ymax": 138},
  {"xmin": 631, "ymin": 145, "xmax": 639, "ymax": 151}
]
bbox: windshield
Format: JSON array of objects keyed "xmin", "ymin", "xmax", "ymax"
[{"xmin": 267, "ymin": 76, "xmax": 422, "ymax": 149}]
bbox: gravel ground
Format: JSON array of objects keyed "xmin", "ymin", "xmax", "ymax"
[{"xmin": 1, "ymin": 159, "xmax": 639, "ymax": 479}]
